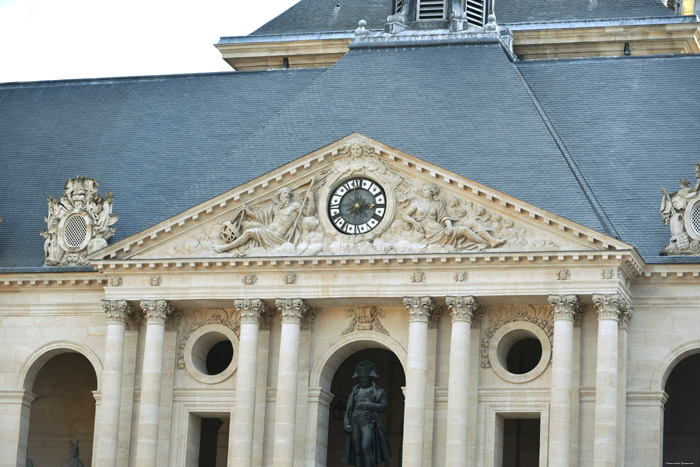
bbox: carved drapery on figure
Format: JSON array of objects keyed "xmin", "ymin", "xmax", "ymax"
[
  {"xmin": 661, "ymin": 161, "xmax": 700, "ymax": 255},
  {"xmin": 41, "ymin": 176, "xmax": 118, "ymax": 266}
]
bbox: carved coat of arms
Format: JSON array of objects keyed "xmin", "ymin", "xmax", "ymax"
[{"xmin": 41, "ymin": 176, "xmax": 118, "ymax": 266}]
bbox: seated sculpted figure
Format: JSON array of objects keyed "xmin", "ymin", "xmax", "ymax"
[
  {"xmin": 403, "ymin": 183, "xmax": 505, "ymax": 250},
  {"xmin": 343, "ymin": 361, "xmax": 391, "ymax": 466},
  {"xmin": 214, "ymin": 187, "xmax": 315, "ymax": 253}
]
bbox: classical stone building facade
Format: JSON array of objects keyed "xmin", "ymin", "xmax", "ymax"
[{"xmin": 1, "ymin": 1, "xmax": 700, "ymax": 466}]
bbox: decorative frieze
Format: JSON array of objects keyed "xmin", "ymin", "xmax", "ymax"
[
  {"xmin": 150, "ymin": 276, "xmax": 161, "ymax": 287},
  {"xmin": 446, "ymin": 296, "xmax": 479, "ymax": 323},
  {"xmin": 234, "ymin": 299, "xmax": 267, "ymax": 325},
  {"xmin": 101, "ymin": 300, "xmax": 132, "ymax": 324},
  {"xmin": 41, "ymin": 176, "xmax": 118, "ymax": 266},
  {"xmin": 548, "ymin": 295, "xmax": 580, "ymax": 321},
  {"xmin": 275, "ymin": 298, "xmax": 308, "ymax": 324},
  {"xmin": 109, "ymin": 276, "xmax": 122, "ymax": 287},
  {"xmin": 403, "ymin": 296, "xmax": 435, "ymax": 323},
  {"xmin": 601, "ymin": 269, "xmax": 615, "ymax": 280},
  {"xmin": 342, "ymin": 305, "xmax": 389, "ymax": 335},
  {"xmin": 139, "ymin": 300, "xmax": 172, "ymax": 325},
  {"xmin": 284, "ymin": 274, "xmax": 297, "ymax": 285},
  {"xmin": 592, "ymin": 294, "xmax": 630, "ymax": 321}
]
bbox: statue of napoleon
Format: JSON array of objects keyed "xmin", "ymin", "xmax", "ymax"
[{"xmin": 343, "ymin": 361, "xmax": 392, "ymax": 466}]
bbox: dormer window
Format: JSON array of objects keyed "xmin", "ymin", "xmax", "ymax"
[
  {"xmin": 466, "ymin": 0, "xmax": 490, "ymax": 26},
  {"xmin": 418, "ymin": 0, "xmax": 446, "ymax": 20}
]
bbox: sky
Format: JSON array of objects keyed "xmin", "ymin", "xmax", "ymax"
[{"xmin": 0, "ymin": 0, "xmax": 300, "ymax": 83}]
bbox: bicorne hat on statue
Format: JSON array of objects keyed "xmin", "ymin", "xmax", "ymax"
[{"xmin": 352, "ymin": 360, "xmax": 379, "ymax": 378}]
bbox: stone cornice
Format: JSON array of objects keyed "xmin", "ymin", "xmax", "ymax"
[
  {"xmin": 547, "ymin": 294, "xmax": 580, "ymax": 321},
  {"xmin": 101, "ymin": 299, "xmax": 133, "ymax": 324},
  {"xmin": 404, "ymin": 296, "xmax": 435, "ymax": 323},
  {"xmin": 446, "ymin": 296, "xmax": 479, "ymax": 322},
  {"xmin": 275, "ymin": 298, "xmax": 307, "ymax": 324},
  {"xmin": 90, "ymin": 250, "xmax": 643, "ymax": 273},
  {"xmin": 234, "ymin": 298, "xmax": 267, "ymax": 325},
  {"xmin": 139, "ymin": 299, "xmax": 172, "ymax": 325}
]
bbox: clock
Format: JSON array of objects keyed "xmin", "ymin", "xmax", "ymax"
[{"xmin": 328, "ymin": 177, "xmax": 387, "ymax": 235}]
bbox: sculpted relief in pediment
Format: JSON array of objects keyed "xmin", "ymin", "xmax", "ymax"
[{"xmin": 155, "ymin": 138, "xmax": 565, "ymax": 259}]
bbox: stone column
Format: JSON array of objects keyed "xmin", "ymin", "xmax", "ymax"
[
  {"xmin": 547, "ymin": 294, "xmax": 580, "ymax": 467},
  {"xmin": 402, "ymin": 296, "xmax": 434, "ymax": 467},
  {"xmin": 95, "ymin": 300, "xmax": 132, "ymax": 467},
  {"xmin": 445, "ymin": 296, "xmax": 478, "ymax": 466},
  {"xmin": 592, "ymin": 294, "xmax": 629, "ymax": 467},
  {"xmin": 135, "ymin": 300, "xmax": 172, "ymax": 467},
  {"xmin": 230, "ymin": 299, "xmax": 266, "ymax": 467},
  {"xmin": 271, "ymin": 298, "xmax": 307, "ymax": 467}
]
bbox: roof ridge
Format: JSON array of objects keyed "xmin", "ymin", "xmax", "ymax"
[{"xmin": 512, "ymin": 64, "xmax": 621, "ymax": 240}]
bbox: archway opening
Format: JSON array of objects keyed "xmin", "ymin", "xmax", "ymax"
[
  {"xmin": 26, "ymin": 352, "xmax": 97, "ymax": 466},
  {"xmin": 326, "ymin": 348, "xmax": 405, "ymax": 467},
  {"xmin": 663, "ymin": 353, "xmax": 700, "ymax": 465}
]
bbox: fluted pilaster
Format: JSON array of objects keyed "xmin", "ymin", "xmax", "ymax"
[{"xmin": 445, "ymin": 296, "xmax": 479, "ymax": 466}]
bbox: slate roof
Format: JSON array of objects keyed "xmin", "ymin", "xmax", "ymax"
[
  {"xmin": 519, "ymin": 54, "xmax": 700, "ymax": 262},
  {"xmin": 1, "ymin": 39, "xmax": 698, "ymax": 268},
  {"xmin": 251, "ymin": 0, "xmax": 672, "ymax": 36},
  {"xmin": 0, "ymin": 69, "xmax": 326, "ymax": 267}
]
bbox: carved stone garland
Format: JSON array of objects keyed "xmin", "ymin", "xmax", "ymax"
[
  {"xmin": 176, "ymin": 308, "xmax": 241, "ymax": 370},
  {"xmin": 41, "ymin": 176, "xmax": 118, "ymax": 266},
  {"xmin": 480, "ymin": 304, "xmax": 554, "ymax": 368}
]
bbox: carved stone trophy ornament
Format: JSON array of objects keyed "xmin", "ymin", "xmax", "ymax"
[
  {"xmin": 41, "ymin": 176, "xmax": 118, "ymax": 266},
  {"xmin": 661, "ymin": 161, "xmax": 700, "ymax": 255},
  {"xmin": 343, "ymin": 361, "xmax": 392, "ymax": 466}
]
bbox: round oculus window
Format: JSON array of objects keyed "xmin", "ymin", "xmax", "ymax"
[{"xmin": 328, "ymin": 177, "xmax": 386, "ymax": 235}]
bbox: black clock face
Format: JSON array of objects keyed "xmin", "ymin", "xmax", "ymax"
[{"xmin": 328, "ymin": 177, "xmax": 386, "ymax": 235}]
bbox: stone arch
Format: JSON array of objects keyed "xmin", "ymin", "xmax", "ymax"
[
  {"xmin": 19, "ymin": 340, "xmax": 103, "ymax": 392},
  {"xmin": 310, "ymin": 331, "xmax": 407, "ymax": 391},
  {"xmin": 306, "ymin": 331, "xmax": 407, "ymax": 466},
  {"xmin": 651, "ymin": 339, "xmax": 700, "ymax": 391}
]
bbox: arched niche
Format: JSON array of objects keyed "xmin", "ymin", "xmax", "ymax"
[
  {"xmin": 19, "ymin": 340, "xmax": 103, "ymax": 392},
  {"xmin": 306, "ymin": 332, "xmax": 407, "ymax": 466},
  {"xmin": 18, "ymin": 342, "xmax": 102, "ymax": 467}
]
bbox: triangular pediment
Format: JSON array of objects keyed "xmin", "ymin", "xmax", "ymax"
[{"xmin": 91, "ymin": 134, "xmax": 630, "ymax": 262}]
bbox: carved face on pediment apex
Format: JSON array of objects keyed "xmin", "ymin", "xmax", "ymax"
[{"xmin": 336, "ymin": 137, "xmax": 378, "ymax": 158}]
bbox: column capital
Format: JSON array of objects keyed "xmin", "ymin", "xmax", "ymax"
[
  {"xmin": 446, "ymin": 296, "xmax": 479, "ymax": 322},
  {"xmin": 548, "ymin": 294, "xmax": 580, "ymax": 321},
  {"xmin": 139, "ymin": 299, "xmax": 172, "ymax": 325},
  {"xmin": 592, "ymin": 294, "xmax": 630, "ymax": 321},
  {"xmin": 275, "ymin": 298, "xmax": 307, "ymax": 324},
  {"xmin": 101, "ymin": 299, "xmax": 133, "ymax": 324},
  {"xmin": 234, "ymin": 299, "xmax": 267, "ymax": 325},
  {"xmin": 403, "ymin": 296, "xmax": 435, "ymax": 323}
]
